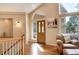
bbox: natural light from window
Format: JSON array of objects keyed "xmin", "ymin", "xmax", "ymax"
[
  {"xmin": 65, "ymin": 17, "xmax": 70, "ymax": 23},
  {"xmin": 60, "ymin": 3, "xmax": 79, "ymax": 13}
]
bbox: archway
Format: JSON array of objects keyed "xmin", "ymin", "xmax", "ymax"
[{"xmin": 32, "ymin": 13, "xmax": 46, "ymax": 43}]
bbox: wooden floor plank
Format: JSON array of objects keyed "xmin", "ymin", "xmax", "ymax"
[{"xmin": 24, "ymin": 42, "xmax": 59, "ymax": 55}]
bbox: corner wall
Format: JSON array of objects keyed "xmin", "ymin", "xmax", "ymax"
[
  {"xmin": 25, "ymin": 14, "xmax": 30, "ymax": 44},
  {"xmin": 0, "ymin": 12, "xmax": 25, "ymax": 37}
]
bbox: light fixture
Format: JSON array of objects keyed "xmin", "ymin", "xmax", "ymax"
[
  {"xmin": 17, "ymin": 19, "xmax": 20, "ymax": 24},
  {"xmin": 17, "ymin": 21, "xmax": 20, "ymax": 24},
  {"xmin": 16, "ymin": 20, "xmax": 21, "ymax": 27}
]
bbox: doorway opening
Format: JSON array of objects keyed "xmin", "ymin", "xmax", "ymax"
[
  {"xmin": 32, "ymin": 14, "xmax": 46, "ymax": 43},
  {"xmin": 32, "ymin": 20, "xmax": 37, "ymax": 40}
]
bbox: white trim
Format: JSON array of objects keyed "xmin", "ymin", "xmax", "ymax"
[{"xmin": 59, "ymin": 12, "xmax": 79, "ymax": 17}]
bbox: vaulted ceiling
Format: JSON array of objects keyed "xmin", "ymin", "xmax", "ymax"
[{"xmin": 0, "ymin": 3, "xmax": 42, "ymax": 13}]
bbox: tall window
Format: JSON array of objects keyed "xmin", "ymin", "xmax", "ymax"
[
  {"xmin": 33, "ymin": 21, "xmax": 37, "ymax": 39},
  {"xmin": 61, "ymin": 16, "xmax": 78, "ymax": 34},
  {"xmin": 59, "ymin": 3, "xmax": 79, "ymax": 34}
]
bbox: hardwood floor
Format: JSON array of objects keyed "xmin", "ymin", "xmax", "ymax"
[{"xmin": 24, "ymin": 42, "xmax": 59, "ymax": 55}]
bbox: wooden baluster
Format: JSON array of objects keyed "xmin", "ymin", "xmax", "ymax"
[
  {"xmin": 12, "ymin": 41, "xmax": 14, "ymax": 55},
  {"xmin": 15, "ymin": 40, "xmax": 17, "ymax": 54},
  {"xmin": 14, "ymin": 39, "xmax": 16, "ymax": 55},
  {"xmin": 7, "ymin": 42, "xmax": 9, "ymax": 55},
  {"xmin": 11, "ymin": 41, "xmax": 13, "ymax": 55},
  {"xmin": 11, "ymin": 41, "xmax": 12, "ymax": 55},
  {"xmin": 9, "ymin": 41, "xmax": 11, "ymax": 55},
  {"xmin": 14, "ymin": 41, "xmax": 16, "ymax": 55},
  {"xmin": 16, "ymin": 40, "xmax": 18, "ymax": 55},
  {"xmin": 13, "ymin": 38, "xmax": 15, "ymax": 55},
  {"xmin": 20, "ymin": 39, "xmax": 21, "ymax": 55},
  {"xmin": 17, "ymin": 40, "xmax": 19, "ymax": 55},
  {"xmin": 8, "ymin": 42, "xmax": 10, "ymax": 55},
  {"xmin": 6, "ymin": 42, "xmax": 7, "ymax": 55},
  {"xmin": 23, "ymin": 37, "xmax": 24, "ymax": 55},
  {"xmin": 0, "ymin": 43, "xmax": 1, "ymax": 55},
  {"xmin": 2, "ymin": 42, "xmax": 4, "ymax": 55},
  {"xmin": 10, "ymin": 42, "xmax": 11, "ymax": 55},
  {"xmin": 13, "ymin": 41, "xmax": 14, "ymax": 55}
]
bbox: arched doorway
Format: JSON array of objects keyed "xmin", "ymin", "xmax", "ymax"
[{"xmin": 32, "ymin": 14, "xmax": 46, "ymax": 43}]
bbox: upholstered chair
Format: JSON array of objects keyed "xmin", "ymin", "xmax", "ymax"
[{"xmin": 57, "ymin": 40, "xmax": 63, "ymax": 55}]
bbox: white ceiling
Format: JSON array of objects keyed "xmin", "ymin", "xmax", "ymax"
[{"xmin": 0, "ymin": 3, "xmax": 41, "ymax": 13}]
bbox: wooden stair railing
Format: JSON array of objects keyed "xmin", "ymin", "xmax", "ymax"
[{"xmin": 0, "ymin": 36, "xmax": 24, "ymax": 55}]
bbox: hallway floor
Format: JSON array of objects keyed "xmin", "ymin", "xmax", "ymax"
[{"xmin": 24, "ymin": 42, "xmax": 59, "ymax": 55}]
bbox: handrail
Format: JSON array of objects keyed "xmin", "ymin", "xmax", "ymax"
[{"xmin": 0, "ymin": 37, "xmax": 21, "ymax": 42}]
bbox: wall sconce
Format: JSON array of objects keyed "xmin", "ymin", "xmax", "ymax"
[
  {"xmin": 17, "ymin": 21, "xmax": 20, "ymax": 24},
  {"xmin": 16, "ymin": 20, "xmax": 21, "ymax": 27}
]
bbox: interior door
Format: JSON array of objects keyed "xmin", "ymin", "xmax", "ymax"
[{"xmin": 37, "ymin": 20, "xmax": 45, "ymax": 44}]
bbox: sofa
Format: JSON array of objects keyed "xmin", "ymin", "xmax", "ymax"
[
  {"xmin": 56, "ymin": 33, "xmax": 78, "ymax": 54},
  {"xmin": 56, "ymin": 33, "xmax": 78, "ymax": 44}
]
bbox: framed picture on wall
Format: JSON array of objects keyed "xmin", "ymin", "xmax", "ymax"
[{"xmin": 47, "ymin": 18, "xmax": 57, "ymax": 28}]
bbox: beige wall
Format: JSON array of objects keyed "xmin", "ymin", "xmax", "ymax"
[
  {"xmin": 0, "ymin": 18, "xmax": 13, "ymax": 37},
  {"xmin": 29, "ymin": 3, "xmax": 59, "ymax": 45},
  {"xmin": 0, "ymin": 12, "xmax": 25, "ymax": 37}
]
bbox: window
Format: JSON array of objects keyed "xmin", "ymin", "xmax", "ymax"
[
  {"xmin": 42, "ymin": 22, "xmax": 44, "ymax": 32},
  {"xmin": 59, "ymin": 3, "xmax": 79, "ymax": 14},
  {"xmin": 59, "ymin": 3, "xmax": 79, "ymax": 34},
  {"xmin": 38, "ymin": 22, "xmax": 41, "ymax": 32},
  {"xmin": 33, "ymin": 21, "xmax": 37, "ymax": 39},
  {"xmin": 61, "ymin": 16, "xmax": 78, "ymax": 34}
]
